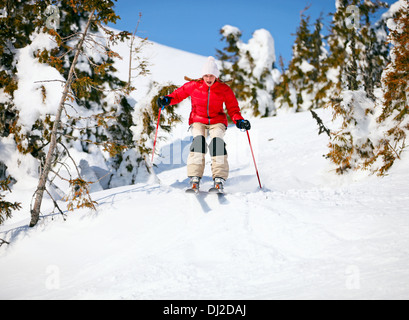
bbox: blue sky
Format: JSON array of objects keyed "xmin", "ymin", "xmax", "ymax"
[{"xmin": 110, "ymin": 0, "xmax": 395, "ymax": 67}]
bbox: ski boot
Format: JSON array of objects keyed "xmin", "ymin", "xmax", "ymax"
[
  {"xmin": 209, "ymin": 177, "xmax": 225, "ymax": 194},
  {"xmin": 186, "ymin": 176, "xmax": 201, "ymax": 194}
]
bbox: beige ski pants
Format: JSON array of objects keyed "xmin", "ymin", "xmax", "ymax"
[{"xmin": 187, "ymin": 122, "xmax": 229, "ymax": 180}]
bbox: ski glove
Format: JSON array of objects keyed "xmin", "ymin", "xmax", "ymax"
[
  {"xmin": 157, "ymin": 96, "xmax": 172, "ymax": 109},
  {"xmin": 236, "ymin": 119, "xmax": 251, "ymax": 131}
]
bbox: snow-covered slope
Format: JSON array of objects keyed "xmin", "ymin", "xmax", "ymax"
[
  {"xmin": 1, "ymin": 35, "xmax": 409, "ymax": 300},
  {"xmin": 1, "ymin": 107, "xmax": 409, "ymax": 299}
]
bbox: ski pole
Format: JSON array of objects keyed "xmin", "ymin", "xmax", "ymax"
[
  {"xmin": 246, "ymin": 130, "xmax": 262, "ymax": 189},
  {"xmin": 151, "ymin": 105, "xmax": 164, "ymax": 163}
]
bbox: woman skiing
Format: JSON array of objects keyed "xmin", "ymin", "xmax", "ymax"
[{"xmin": 157, "ymin": 56, "xmax": 251, "ymax": 193}]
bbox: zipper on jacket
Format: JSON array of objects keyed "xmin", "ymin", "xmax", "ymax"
[{"xmin": 207, "ymin": 87, "xmax": 211, "ymax": 125}]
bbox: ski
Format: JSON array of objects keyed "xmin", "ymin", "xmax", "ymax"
[
  {"xmin": 208, "ymin": 187, "xmax": 224, "ymax": 195},
  {"xmin": 185, "ymin": 188, "xmax": 199, "ymax": 194},
  {"xmin": 185, "ymin": 188, "xmax": 225, "ymax": 195}
]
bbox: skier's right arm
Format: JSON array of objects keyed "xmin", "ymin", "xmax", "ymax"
[{"xmin": 166, "ymin": 81, "xmax": 196, "ymax": 105}]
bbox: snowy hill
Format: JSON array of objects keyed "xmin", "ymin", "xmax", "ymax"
[{"xmin": 1, "ymin": 34, "xmax": 409, "ymax": 300}]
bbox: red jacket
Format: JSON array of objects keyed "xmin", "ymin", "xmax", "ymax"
[{"xmin": 168, "ymin": 79, "xmax": 244, "ymax": 126}]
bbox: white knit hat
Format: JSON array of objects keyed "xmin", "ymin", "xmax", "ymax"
[{"xmin": 201, "ymin": 56, "xmax": 220, "ymax": 78}]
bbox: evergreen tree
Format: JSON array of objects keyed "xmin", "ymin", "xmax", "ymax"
[
  {"xmin": 1, "ymin": 0, "xmax": 136, "ymax": 167},
  {"xmin": 0, "ymin": 0, "xmax": 48, "ymax": 222},
  {"xmin": 0, "ymin": 175, "xmax": 21, "ymax": 225},
  {"xmin": 0, "ymin": 0, "xmax": 44, "ymax": 144},
  {"xmin": 216, "ymin": 26, "xmax": 252, "ymax": 109},
  {"xmin": 133, "ymin": 82, "xmax": 181, "ymax": 161},
  {"xmin": 40, "ymin": 1, "xmax": 135, "ymax": 168},
  {"xmin": 273, "ymin": 56, "xmax": 293, "ymax": 111},
  {"xmin": 310, "ymin": 15, "xmax": 332, "ymax": 109},
  {"xmin": 0, "ymin": 1, "xmax": 182, "ymax": 228},
  {"xmin": 28, "ymin": 0, "xmax": 136, "ymax": 227},
  {"xmin": 274, "ymin": 10, "xmax": 329, "ymax": 112},
  {"xmin": 325, "ymin": 0, "xmax": 390, "ymax": 174},
  {"xmin": 371, "ymin": 0, "xmax": 409, "ymax": 175},
  {"xmin": 324, "ymin": 0, "xmax": 389, "ymax": 94},
  {"xmin": 217, "ymin": 25, "xmax": 278, "ymax": 117}
]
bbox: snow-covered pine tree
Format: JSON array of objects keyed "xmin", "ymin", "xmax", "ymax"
[
  {"xmin": 20, "ymin": 0, "xmax": 139, "ymax": 227},
  {"xmin": 276, "ymin": 12, "xmax": 310, "ymax": 111},
  {"xmin": 0, "ymin": 164, "xmax": 20, "ymax": 226},
  {"xmin": 371, "ymin": 0, "xmax": 409, "ymax": 175},
  {"xmin": 310, "ymin": 16, "xmax": 333, "ymax": 109},
  {"xmin": 273, "ymin": 56, "xmax": 292, "ymax": 111},
  {"xmin": 132, "ymin": 82, "xmax": 181, "ymax": 161},
  {"xmin": 0, "ymin": 175, "xmax": 21, "ymax": 225},
  {"xmin": 0, "ymin": 0, "xmax": 134, "ymax": 169},
  {"xmin": 0, "ymin": 0, "xmax": 44, "ymax": 154},
  {"xmin": 274, "ymin": 10, "xmax": 329, "ymax": 112},
  {"xmin": 0, "ymin": 0, "xmax": 49, "ymax": 222},
  {"xmin": 217, "ymin": 25, "xmax": 279, "ymax": 117},
  {"xmin": 216, "ymin": 26, "xmax": 252, "ymax": 109},
  {"xmin": 324, "ymin": 0, "xmax": 388, "ymax": 97},
  {"xmin": 325, "ymin": 0, "xmax": 390, "ymax": 174},
  {"xmin": 1, "ymin": 1, "xmax": 180, "ymax": 228},
  {"xmin": 41, "ymin": 1, "xmax": 137, "ymax": 174}
]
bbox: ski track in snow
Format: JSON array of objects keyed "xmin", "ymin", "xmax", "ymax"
[{"xmin": 1, "ymin": 109, "xmax": 409, "ymax": 300}]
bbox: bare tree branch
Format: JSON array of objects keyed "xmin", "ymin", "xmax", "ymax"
[
  {"xmin": 0, "ymin": 238, "xmax": 9, "ymax": 247},
  {"xmin": 30, "ymin": 10, "xmax": 96, "ymax": 228}
]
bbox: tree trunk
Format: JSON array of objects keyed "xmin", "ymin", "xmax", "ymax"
[{"xmin": 30, "ymin": 11, "xmax": 95, "ymax": 227}]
